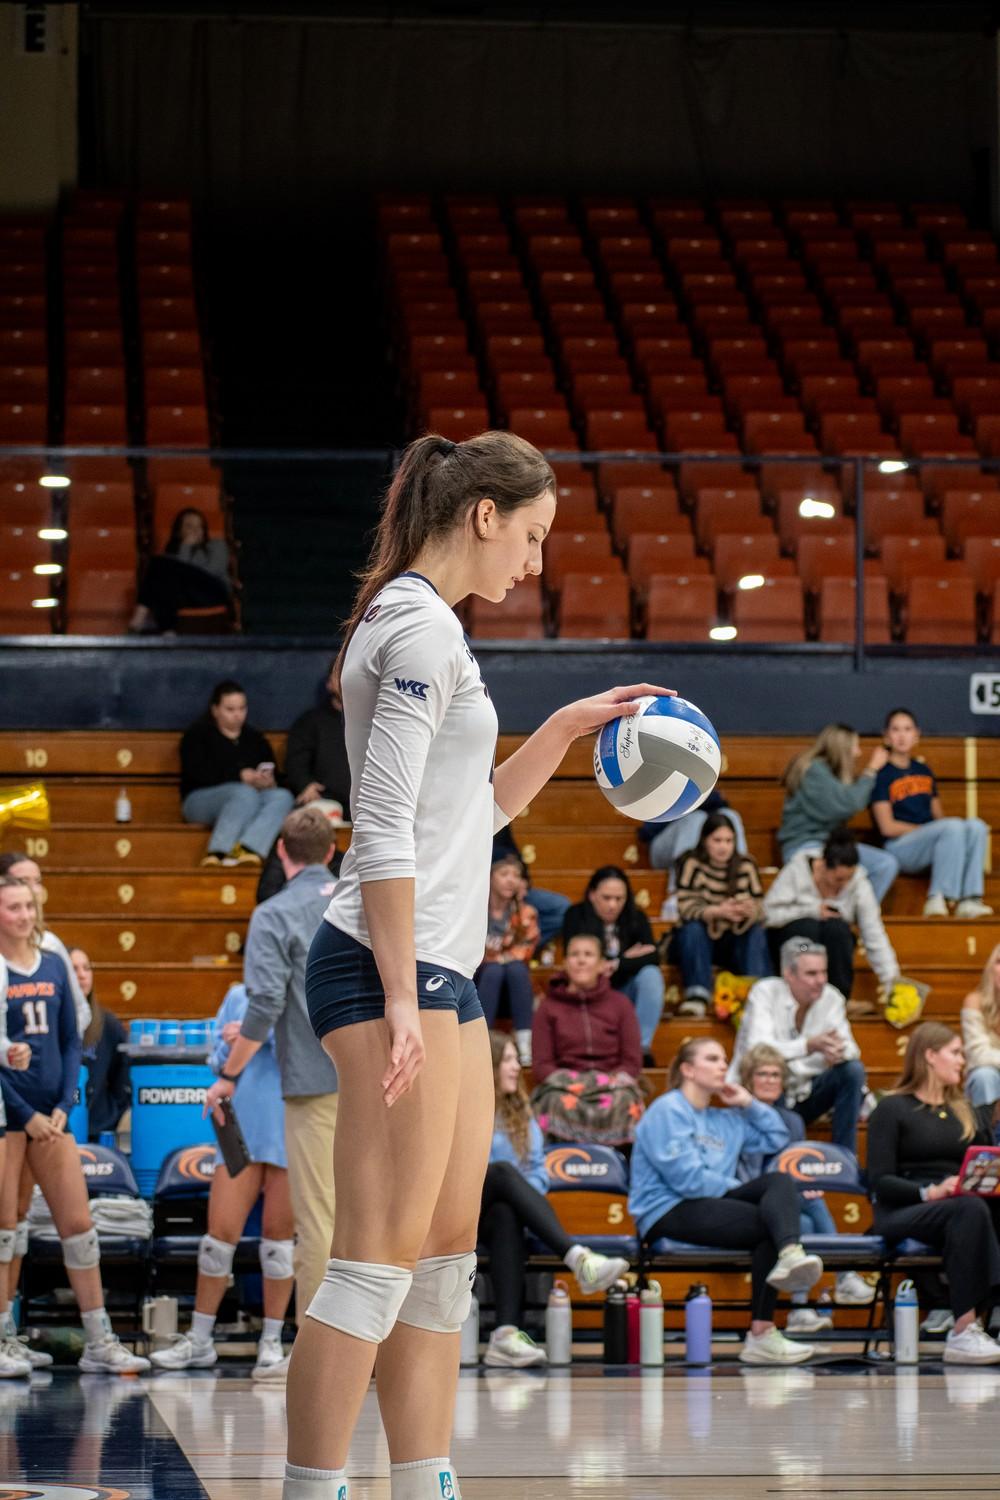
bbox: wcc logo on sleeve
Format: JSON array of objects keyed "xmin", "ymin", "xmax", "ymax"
[{"xmin": 394, "ymin": 677, "xmax": 430, "ymax": 700}]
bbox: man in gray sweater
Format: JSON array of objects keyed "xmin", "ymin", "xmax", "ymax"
[{"xmin": 204, "ymin": 807, "xmax": 339, "ymax": 1347}]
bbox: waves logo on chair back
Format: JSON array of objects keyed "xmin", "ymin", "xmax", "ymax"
[
  {"xmin": 775, "ymin": 1144, "xmax": 845, "ymax": 1182},
  {"xmin": 546, "ymin": 1145, "xmax": 610, "ymax": 1183}
]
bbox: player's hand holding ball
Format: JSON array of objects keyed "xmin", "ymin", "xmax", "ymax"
[
  {"xmin": 556, "ymin": 683, "xmax": 676, "ymax": 740},
  {"xmin": 594, "ymin": 693, "xmax": 722, "ymax": 824}
]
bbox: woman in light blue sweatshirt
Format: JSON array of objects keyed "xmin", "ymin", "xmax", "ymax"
[{"xmin": 629, "ymin": 1036, "xmax": 825, "ymax": 1365}]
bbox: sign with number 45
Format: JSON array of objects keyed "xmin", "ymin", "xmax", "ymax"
[{"xmin": 970, "ymin": 673, "xmax": 1000, "ymax": 714}]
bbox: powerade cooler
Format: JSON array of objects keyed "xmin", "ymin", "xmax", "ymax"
[{"xmin": 129, "ymin": 1048, "xmax": 213, "ymax": 1197}]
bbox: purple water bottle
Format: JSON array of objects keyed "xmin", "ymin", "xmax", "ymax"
[{"xmin": 684, "ymin": 1283, "xmax": 712, "ymax": 1366}]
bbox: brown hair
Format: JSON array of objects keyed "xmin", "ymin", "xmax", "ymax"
[
  {"xmin": 336, "ymin": 430, "xmax": 554, "ymax": 671},
  {"xmin": 667, "ymin": 1036, "xmax": 719, "ymax": 1091},
  {"xmin": 974, "ymin": 941, "xmax": 1000, "ymax": 1038},
  {"xmin": 0, "ymin": 876, "xmax": 40, "ymax": 950},
  {"xmin": 738, "ymin": 1042, "xmax": 790, "ymax": 1091},
  {"xmin": 491, "ymin": 1028, "xmax": 534, "ymax": 1163},
  {"xmin": 781, "ymin": 723, "xmax": 859, "ymax": 797},
  {"xmin": 279, "ymin": 807, "xmax": 336, "ymax": 867},
  {"xmin": 892, "ymin": 1021, "xmax": 975, "ymax": 1142}
]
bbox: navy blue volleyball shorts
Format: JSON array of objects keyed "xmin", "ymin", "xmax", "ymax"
[{"xmin": 306, "ymin": 919, "xmax": 485, "ymax": 1040}]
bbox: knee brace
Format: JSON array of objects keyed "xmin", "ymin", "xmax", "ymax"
[
  {"xmin": 259, "ymin": 1237, "xmax": 295, "ymax": 1281},
  {"xmin": 306, "ymin": 1258, "xmax": 412, "ymax": 1343},
  {"xmin": 198, "ymin": 1234, "xmax": 236, "ymax": 1279},
  {"xmin": 0, "ymin": 1230, "xmax": 15, "ymax": 1265},
  {"xmin": 62, "ymin": 1227, "xmax": 100, "ymax": 1270},
  {"xmin": 14, "ymin": 1221, "xmax": 28, "ymax": 1259},
  {"xmin": 396, "ymin": 1251, "xmax": 477, "ymax": 1335}
]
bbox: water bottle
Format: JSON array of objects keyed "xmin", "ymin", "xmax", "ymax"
[
  {"xmin": 684, "ymin": 1283, "xmax": 712, "ymax": 1367},
  {"xmin": 626, "ymin": 1285, "xmax": 641, "ymax": 1363},
  {"xmin": 894, "ymin": 1278, "xmax": 919, "ymax": 1365},
  {"xmin": 98, "ymin": 1131, "xmax": 116, "ymax": 1151},
  {"xmin": 459, "ymin": 1294, "xmax": 479, "ymax": 1366},
  {"xmin": 603, "ymin": 1280, "xmax": 629, "ymax": 1364},
  {"xmin": 545, "ymin": 1279, "xmax": 572, "ymax": 1366},
  {"xmin": 115, "ymin": 787, "xmax": 132, "ymax": 824},
  {"xmin": 640, "ymin": 1280, "xmax": 664, "ymax": 1367}
]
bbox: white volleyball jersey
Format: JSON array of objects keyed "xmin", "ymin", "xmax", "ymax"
[{"xmin": 324, "ymin": 572, "xmax": 506, "ymax": 978}]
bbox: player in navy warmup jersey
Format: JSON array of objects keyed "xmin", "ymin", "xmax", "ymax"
[
  {"xmin": 253, "ymin": 431, "xmax": 670, "ymax": 1500},
  {"xmin": 0, "ymin": 876, "xmax": 149, "ymax": 1374}
]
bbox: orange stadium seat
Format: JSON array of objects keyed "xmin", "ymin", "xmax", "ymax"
[
  {"xmin": 694, "ymin": 490, "xmax": 769, "ymax": 549},
  {"xmin": 509, "ymin": 407, "xmax": 578, "ymax": 449},
  {"xmin": 543, "ymin": 530, "xmax": 617, "ymax": 590},
  {"xmin": 144, "ymin": 366, "xmax": 206, "ymax": 405},
  {"xmin": 65, "ymin": 366, "xmax": 126, "ymax": 403},
  {"xmin": 712, "ymin": 533, "xmax": 792, "ymax": 592},
  {"xmin": 626, "ymin": 531, "xmax": 704, "ymax": 593},
  {"xmin": 64, "ymin": 403, "xmax": 128, "ymax": 443},
  {"xmin": 145, "ymin": 404, "xmax": 210, "ymax": 447},
  {"xmin": 552, "ymin": 485, "xmax": 601, "ymax": 530},
  {"xmin": 817, "ymin": 574, "xmax": 892, "ymax": 644},
  {"xmin": 0, "ymin": 402, "xmax": 46, "ymax": 441},
  {"xmin": 862, "ymin": 492, "xmax": 938, "ymax": 551},
  {"xmin": 584, "ymin": 410, "xmax": 655, "ymax": 450},
  {"xmin": 796, "ymin": 533, "xmax": 859, "ymax": 592},
  {"xmin": 731, "ymin": 576, "xmax": 805, "ymax": 641},
  {"xmin": 645, "ymin": 573, "xmax": 718, "ymax": 641},
  {"xmin": 881, "ymin": 533, "xmax": 948, "ymax": 591},
  {"xmin": 65, "ymin": 566, "xmax": 135, "ymax": 634},
  {"xmin": 559, "ymin": 572, "xmax": 631, "ymax": 637},
  {"xmin": 69, "ymin": 481, "xmax": 135, "ymax": 529},
  {"xmin": 0, "ymin": 569, "xmax": 55, "ymax": 634},
  {"xmin": 611, "ymin": 487, "xmax": 683, "ymax": 548},
  {"xmin": 903, "ymin": 575, "xmax": 977, "ymax": 645},
  {"xmin": 941, "ymin": 490, "xmax": 999, "ymax": 548},
  {"xmin": 70, "ymin": 525, "xmax": 137, "ymax": 573},
  {"xmin": 467, "ymin": 575, "xmax": 544, "ymax": 639},
  {"xmin": 963, "ymin": 536, "xmax": 1000, "ymax": 596}
]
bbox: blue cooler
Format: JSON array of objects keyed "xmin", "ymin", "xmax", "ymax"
[
  {"xmin": 68, "ymin": 1064, "xmax": 89, "ymax": 1144},
  {"xmin": 130, "ymin": 1060, "xmax": 214, "ymax": 1197}
]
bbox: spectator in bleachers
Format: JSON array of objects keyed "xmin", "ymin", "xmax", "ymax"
[
  {"xmin": 153, "ymin": 980, "xmax": 293, "ymax": 1377},
  {"xmin": 0, "ymin": 875, "xmax": 149, "ymax": 1374},
  {"xmin": 129, "ymin": 507, "xmax": 232, "ymax": 634},
  {"xmin": 530, "ymin": 933, "xmax": 644, "ymax": 1145},
  {"xmin": 476, "ymin": 851, "xmax": 539, "ymax": 1065},
  {"xmin": 871, "ymin": 708, "xmax": 992, "ymax": 920},
  {"xmin": 491, "ymin": 823, "xmax": 570, "ymax": 950},
  {"xmin": 480, "ymin": 1030, "xmax": 629, "ymax": 1367},
  {"xmin": 739, "ymin": 1042, "xmax": 874, "ymax": 1325},
  {"xmin": 962, "ymin": 942, "xmax": 1000, "ymax": 1110},
  {"xmin": 180, "ymin": 680, "xmax": 293, "ymax": 868},
  {"xmin": 563, "ymin": 866, "xmax": 665, "ymax": 1063},
  {"xmin": 202, "ymin": 808, "xmax": 339, "ymax": 1331},
  {"xmin": 780, "ymin": 724, "xmax": 897, "ymax": 903},
  {"xmin": 643, "ymin": 786, "xmax": 749, "ymax": 881},
  {"xmin": 0, "ymin": 854, "xmax": 90, "ymax": 1032},
  {"xmin": 728, "ymin": 937, "xmax": 866, "ymax": 1154},
  {"xmin": 629, "ymin": 1035, "xmax": 822, "ymax": 1366},
  {"xmin": 763, "ymin": 829, "xmax": 899, "ymax": 1006},
  {"xmin": 67, "ymin": 948, "xmax": 130, "ymax": 1144},
  {"xmin": 670, "ymin": 812, "xmax": 770, "ymax": 1016},
  {"xmin": 867, "ymin": 1021, "xmax": 1000, "ymax": 1365}
]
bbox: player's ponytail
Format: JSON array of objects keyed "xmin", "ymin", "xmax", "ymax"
[{"xmin": 337, "ymin": 429, "xmax": 554, "ymax": 671}]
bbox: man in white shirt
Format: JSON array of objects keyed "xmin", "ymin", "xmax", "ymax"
[{"xmin": 728, "ymin": 937, "xmax": 866, "ymax": 1154}]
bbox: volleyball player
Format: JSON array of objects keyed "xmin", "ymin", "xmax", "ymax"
[
  {"xmin": 280, "ymin": 431, "xmax": 670, "ymax": 1500},
  {"xmin": 0, "ymin": 876, "xmax": 149, "ymax": 1374}
]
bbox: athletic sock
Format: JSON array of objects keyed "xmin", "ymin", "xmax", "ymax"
[
  {"xmin": 262, "ymin": 1316, "xmax": 284, "ymax": 1343},
  {"xmin": 563, "ymin": 1244, "xmax": 587, "ymax": 1275},
  {"xmin": 82, "ymin": 1306, "xmax": 112, "ymax": 1344},
  {"xmin": 0, "ymin": 1310, "xmax": 16, "ymax": 1340},
  {"xmin": 514, "ymin": 1029, "xmax": 532, "ymax": 1063},
  {"xmin": 390, "ymin": 1457, "xmax": 461, "ymax": 1500},
  {"xmin": 191, "ymin": 1310, "xmax": 216, "ymax": 1344},
  {"xmin": 283, "ymin": 1464, "xmax": 349, "ymax": 1499}
]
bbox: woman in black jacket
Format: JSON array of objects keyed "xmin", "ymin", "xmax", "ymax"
[
  {"xmin": 867, "ymin": 1020, "xmax": 1000, "ymax": 1364},
  {"xmin": 69, "ymin": 948, "xmax": 131, "ymax": 1141},
  {"xmin": 562, "ymin": 865, "xmax": 665, "ymax": 1062}
]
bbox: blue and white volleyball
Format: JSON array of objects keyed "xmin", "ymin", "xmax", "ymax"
[{"xmin": 593, "ymin": 695, "xmax": 722, "ymax": 823}]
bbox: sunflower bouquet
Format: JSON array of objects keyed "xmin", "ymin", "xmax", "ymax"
[
  {"xmin": 882, "ymin": 975, "xmax": 930, "ymax": 1030},
  {"xmin": 713, "ymin": 971, "xmax": 756, "ymax": 1027}
]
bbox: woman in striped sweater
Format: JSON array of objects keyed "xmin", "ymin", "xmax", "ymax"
[{"xmin": 670, "ymin": 813, "xmax": 771, "ymax": 1015}]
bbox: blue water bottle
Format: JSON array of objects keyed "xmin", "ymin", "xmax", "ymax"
[{"xmin": 685, "ymin": 1283, "xmax": 712, "ymax": 1366}]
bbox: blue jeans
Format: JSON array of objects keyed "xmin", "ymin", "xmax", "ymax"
[
  {"xmin": 783, "ymin": 840, "xmax": 899, "ymax": 906},
  {"xmin": 475, "ymin": 960, "xmax": 535, "ymax": 1031},
  {"xmin": 670, "ymin": 920, "xmax": 772, "ymax": 999},
  {"xmin": 182, "ymin": 782, "xmax": 294, "ymax": 857},
  {"xmin": 884, "ymin": 817, "xmax": 989, "ymax": 901},
  {"xmin": 793, "ymin": 1059, "xmax": 866, "ymax": 1155},
  {"xmin": 620, "ymin": 965, "xmax": 666, "ymax": 1051},
  {"xmin": 967, "ymin": 1065, "xmax": 1000, "ymax": 1109},
  {"xmin": 530, "ymin": 887, "xmax": 571, "ymax": 948}
]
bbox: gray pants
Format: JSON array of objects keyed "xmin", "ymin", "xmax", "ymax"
[{"xmin": 182, "ymin": 782, "xmax": 294, "ymax": 857}]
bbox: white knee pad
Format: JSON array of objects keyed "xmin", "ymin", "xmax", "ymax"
[
  {"xmin": 14, "ymin": 1221, "xmax": 28, "ymax": 1259},
  {"xmin": 198, "ymin": 1234, "xmax": 236, "ymax": 1279},
  {"xmin": 0, "ymin": 1230, "xmax": 15, "ymax": 1265},
  {"xmin": 306, "ymin": 1258, "xmax": 413, "ymax": 1343},
  {"xmin": 62, "ymin": 1228, "xmax": 100, "ymax": 1270},
  {"xmin": 396, "ymin": 1251, "xmax": 477, "ymax": 1335},
  {"xmin": 259, "ymin": 1237, "xmax": 295, "ymax": 1280}
]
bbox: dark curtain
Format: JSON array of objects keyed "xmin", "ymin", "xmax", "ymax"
[{"xmin": 86, "ymin": 17, "xmax": 993, "ymax": 211}]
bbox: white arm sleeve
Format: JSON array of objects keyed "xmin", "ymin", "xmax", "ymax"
[{"xmin": 351, "ymin": 607, "xmax": 463, "ymax": 883}]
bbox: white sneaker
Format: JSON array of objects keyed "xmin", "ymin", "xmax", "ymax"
[
  {"xmin": 786, "ymin": 1305, "xmax": 833, "ymax": 1334},
  {"xmin": 0, "ymin": 1341, "xmax": 31, "ymax": 1379},
  {"xmin": 834, "ymin": 1271, "xmax": 875, "ymax": 1306},
  {"xmin": 921, "ymin": 1309, "xmax": 955, "ymax": 1335},
  {"xmin": 149, "ymin": 1333, "xmax": 217, "ymax": 1370},
  {"xmin": 765, "ymin": 1245, "xmax": 823, "ymax": 1293},
  {"xmin": 956, "ymin": 899, "xmax": 994, "ymax": 919},
  {"xmin": 251, "ymin": 1337, "xmax": 289, "ymax": 1381},
  {"xmin": 574, "ymin": 1252, "xmax": 630, "ymax": 1297},
  {"xmin": 677, "ymin": 994, "xmax": 709, "ymax": 1017},
  {"xmin": 78, "ymin": 1334, "xmax": 151, "ymax": 1374},
  {"xmin": 483, "ymin": 1326, "xmax": 547, "ymax": 1368},
  {"xmin": 740, "ymin": 1326, "xmax": 814, "ymax": 1365},
  {"xmin": 944, "ymin": 1320, "xmax": 1000, "ymax": 1364},
  {"xmin": 923, "ymin": 895, "xmax": 949, "ymax": 917},
  {"xmin": 14, "ymin": 1338, "xmax": 52, "ymax": 1369}
]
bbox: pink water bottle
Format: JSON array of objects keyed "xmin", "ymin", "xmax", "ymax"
[{"xmin": 626, "ymin": 1286, "xmax": 641, "ymax": 1364}]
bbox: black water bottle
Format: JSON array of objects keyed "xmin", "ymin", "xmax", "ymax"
[{"xmin": 603, "ymin": 1279, "xmax": 629, "ymax": 1364}]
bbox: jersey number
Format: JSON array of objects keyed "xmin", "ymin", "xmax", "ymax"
[{"xmin": 21, "ymin": 1000, "xmax": 48, "ymax": 1035}]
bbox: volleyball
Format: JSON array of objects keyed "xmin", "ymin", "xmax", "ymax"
[{"xmin": 593, "ymin": 695, "xmax": 722, "ymax": 823}]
